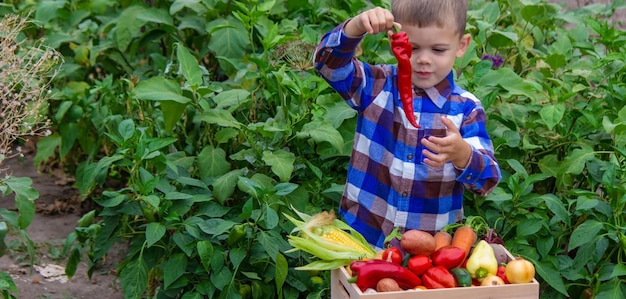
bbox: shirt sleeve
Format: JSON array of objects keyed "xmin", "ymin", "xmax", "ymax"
[
  {"xmin": 455, "ymin": 104, "xmax": 502, "ymax": 196},
  {"xmin": 313, "ymin": 22, "xmax": 367, "ymax": 108}
]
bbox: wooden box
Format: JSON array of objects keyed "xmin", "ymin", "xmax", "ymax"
[{"xmin": 330, "ymin": 244, "xmax": 539, "ymax": 299}]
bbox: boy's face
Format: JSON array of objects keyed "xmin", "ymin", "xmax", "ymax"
[{"xmin": 402, "ymin": 23, "xmax": 471, "ymax": 89}]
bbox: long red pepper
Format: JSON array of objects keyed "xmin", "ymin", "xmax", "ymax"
[
  {"xmin": 390, "ymin": 28, "xmax": 420, "ymax": 128},
  {"xmin": 349, "ymin": 259, "xmax": 421, "ymax": 291}
]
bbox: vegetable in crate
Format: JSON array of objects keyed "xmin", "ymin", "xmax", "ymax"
[
  {"xmin": 400, "ymin": 229, "xmax": 436, "ymax": 256},
  {"xmin": 505, "ymin": 258, "xmax": 535, "ymax": 284},
  {"xmin": 382, "ymin": 246, "xmax": 403, "ymax": 264},
  {"xmin": 465, "ymin": 240, "xmax": 498, "ymax": 282},
  {"xmin": 421, "ymin": 266, "xmax": 456, "ymax": 289},
  {"xmin": 431, "ymin": 245, "xmax": 466, "ymax": 269},
  {"xmin": 449, "ymin": 267, "xmax": 472, "ymax": 287},
  {"xmin": 407, "ymin": 254, "xmax": 432, "ymax": 276},
  {"xmin": 284, "ymin": 207, "xmax": 376, "ymax": 270},
  {"xmin": 350, "ymin": 259, "xmax": 422, "ymax": 291}
]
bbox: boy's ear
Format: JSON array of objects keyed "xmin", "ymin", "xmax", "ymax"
[{"xmin": 456, "ymin": 33, "xmax": 472, "ymax": 58}]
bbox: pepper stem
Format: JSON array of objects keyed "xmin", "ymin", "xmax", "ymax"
[{"xmin": 393, "ymin": 24, "xmax": 401, "ymax": 33}]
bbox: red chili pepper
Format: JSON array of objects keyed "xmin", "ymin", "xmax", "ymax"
[
  {"xmin": 407, "ymin": 254, "xmax": 432, "ymax": 276},
  {"xmin": 391, "ymin": 28, "xmax": 420, "ymax": 129},
  {"xmin": 382, "ymin": 246, "xmax": 403, "ymax": 264},
  {"xmin": 421, "ymin": 266, "xmax": 456, "ymax": 289},
  {"xmin": 350, "ymin": 259, "xmax": 421, "ymax": 291},
  {"xmin": 431, "ymin": 245, "xmax": 466, "ymax": 269},
  {"xmin": 496, "ymin": 264, "xmax": 510, "ymax": 284}
]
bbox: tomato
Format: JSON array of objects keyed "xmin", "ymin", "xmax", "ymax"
[
  {"xmin": 382, "ymin": 246, "xmax": 403, "ymax": 264},
  {"xmin": 407, "ymin": 254, "xmax": 432, "ymax": 276},
  {"xmin": 505, "ymin": 258, "xmax": 535, "ymax": 284}
]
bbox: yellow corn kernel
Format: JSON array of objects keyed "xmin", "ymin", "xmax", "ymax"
[{"xmin": 319, "ymin": 226, "xmax": 371, "ymax": 253}]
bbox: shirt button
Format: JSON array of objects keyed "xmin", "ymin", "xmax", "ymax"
[
  {"xmin": 466, "ymin": 175, "xmax": 472, "ymax": 180},
  {"xmin": 407, "ymin": 153, "xmax": 413, "ymax": 160},
  {"xmin": 402, "ymin": 191, "xmax": 408, "ymax": 197}
]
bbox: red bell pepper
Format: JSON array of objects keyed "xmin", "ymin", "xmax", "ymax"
[
  {"xmin": 431, "ymin": 245, "xmax": 466, "ymax": 269},
  {"xmin": 390, "ymin": 28, "xmax": 420, "ymax": 129},
  {"xmin": 421, "ymin": 266, "xmax": 456, "ymax": 289},
  {"xmin": 350, "ymin": 259, "xmax": 421, "ymax": 291},
  {"xmin": 407, "ymin": 254, "xmax": 432, "ymax": 276},
  {"xmin": 382, "ymin": 246, "xmax": 403, "ymax": 264},
  {"xmin": 496, "ymin": 264, "xmax": 510, "ymax": 284}
]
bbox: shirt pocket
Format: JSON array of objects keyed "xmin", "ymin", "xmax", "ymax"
[{"xmin": 417, "ymin": 128, "xmax": 448, "ymax": 171}]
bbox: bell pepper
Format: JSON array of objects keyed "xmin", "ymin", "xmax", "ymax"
[
  {"xmin": 465, "ymin": 240, "xmax": 498, "ymax": 282},
  {"xmin": 349, "ymin": 259, "xmax": 421, "ymax": 291},
  {"xmin": 407, "ymin": 254, "xmax": 432, "ymax": 276},
  {"xmin": 421, "ymin": 266, "xmax": 456, "ymax": 289},
  {"xmin": 431, "ymin": 245, "xmax": 466, "ymax": 269},
  {"xmin": 496, "ymin": 264, "xmax": 510, "ymax": 284}
]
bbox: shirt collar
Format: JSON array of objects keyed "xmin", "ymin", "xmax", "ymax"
[{"xmin": 413, "ymin": 72, "xmax": 455, "ymax": 109}]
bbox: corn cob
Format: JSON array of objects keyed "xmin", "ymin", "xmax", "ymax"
[{"xmin": 285, "ymin": 206, "xmax": 376, "ymax": 270}]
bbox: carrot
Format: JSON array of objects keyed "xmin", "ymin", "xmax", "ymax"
[
  {"xmin": 451, "ymin": 226, "xmax": 477, "ymax": 258},
  {"xmin": 433, "ymin": 230, "xmax": 452, "ymax": 251}
]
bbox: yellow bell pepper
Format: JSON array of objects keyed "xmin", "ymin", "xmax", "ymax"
[{"xmin": 465, "ymin": 240, "xmax": 498, "ymax": 282}]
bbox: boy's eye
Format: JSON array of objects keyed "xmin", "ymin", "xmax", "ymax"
[{"xmin": 433, "ymin": 48, "xmax": 446, "ymax": 53}]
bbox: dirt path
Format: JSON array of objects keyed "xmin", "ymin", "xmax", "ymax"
[{"xmin": 0, "ymin": 151, "xmax": 123, "ymax": 299}]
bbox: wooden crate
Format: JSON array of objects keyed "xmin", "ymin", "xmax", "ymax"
[{"xmin": 330, "ymin": 244, "xmax": 539, "ymax": 299}]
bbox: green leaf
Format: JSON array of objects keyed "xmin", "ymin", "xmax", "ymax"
[
  {"xmin": 146, "ymin": 223, "xmax": 166, "ymax": 247},
  {"xmin": 164, "ymin": 253, "xmax": 187, "ymax": 289},
  {"xmin": 16, "ymin": 196, "xmax": 35, "ymax": 230},
  {"xmin": 539, "ymin": 103, "xmax": 565, "ymax": 130},
  {"xmin": 213, "ymin": 89, "xmax": 251, "ymax": 110},
  {"xmin": 532, "ymin": 259, "xmax": 569, "ymax": 297},
  {"xmin": 262, "ymin": 149, "xmax": 295, "ymax": 182},
  {"xmin": 120, "ymin": 257, "xmax": 148, "ymax": 299},
  {"xmin": 176, "ymin": 43, "xmax": 203, "ymax": 87},
  {"xmin": 274, "ymin": 252, "xmax": 288, "ymax": 298},
  {"xmin": 160, "ymin": 100, "xmax": 188, "ymax": 133},
  {"xmin": 198, "ymin": 146, "xmax": 231, "ymax": 180},
  {"xmin": 115, "ymin": 6, "xmax": 148, "ymax": 51},
  {"xmin": 229, "ymin": 247, "xmax": 246, "ymax": 269},
  {"xmin": 34, "ymin": 134, "xmax": 61, "ymax": 167},
  {"xmin": 197, "ymin": 241, "xmax": 214, "ymax": 272},
  {"xmin": 569, "ymin": 220, "xmax": 603, "ymax": 250},
  {"xmin": 118, "ymin": 119, "xmax": 135, "ymax": 141},
  {"xmin": 540, "ymin": 194, "xmax": 570, "ymax": 225},
  {"xmin": 212, "ymin": 169, "xmax": 246, "ymax": 203},
  {"xmin": 65, "ymin": 248, "xmax": 81, "ymax": 280},
  {"xmin": 297, "ymin": 121, "xmax": 344, "ymax": 152},
  {"xmin": 562, "ymin": 145, "xmax": 595, "ymax": 175},
  {"xmin": 262, "ymin": 204, "xmax": 279, "ymax": 229},
  {"xmin": 193, "ymin": 109, "xmax": 242, "ymax": 128},
  {"xmin": 132, "ymin": 77, "xmax": 191, "ymax": 104},
  {"xmin": 207, "ymin": 17, "xmax": 249, "ymax": 59}
]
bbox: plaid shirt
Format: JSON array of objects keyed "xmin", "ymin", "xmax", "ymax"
[{"xmin": 314, "ymin": 24, "xmax": 501, "ymax": 249}]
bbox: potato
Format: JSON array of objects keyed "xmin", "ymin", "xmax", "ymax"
[
  {"xmin": 400, "ymin": 229, "xmax": 436, "ymax": 256},
  {"xmin": 376, "ymin": 278, "xmax": 402, "ymax": 292}
]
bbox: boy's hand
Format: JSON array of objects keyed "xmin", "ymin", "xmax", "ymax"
[
  {"xmin": 344, "ymin": 7, "xmax": 396, "ymax": 37},
  {"xmin": 421, "ymin": 117, "xmax": 472, "ymax": 169}
]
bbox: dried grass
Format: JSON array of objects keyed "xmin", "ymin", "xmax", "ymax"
[{"xmin": 0, "ymin": 14, "xmax": 62, "ymax": 167}]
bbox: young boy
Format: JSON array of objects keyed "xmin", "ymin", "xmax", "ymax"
[{"xmin": 313, "ymin": 0, "xmax": 501, "ymax": 249}]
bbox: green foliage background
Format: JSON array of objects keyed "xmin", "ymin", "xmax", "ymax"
[{"xmin": 1, "ymin": 0, "xmax": 626, "ymax": 298}]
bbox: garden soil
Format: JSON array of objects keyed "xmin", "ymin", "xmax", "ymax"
[{"xmin": 0, "ymin": 1, "xmax": 623, "ymax": 299}]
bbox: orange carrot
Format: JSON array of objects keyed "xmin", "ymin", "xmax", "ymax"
[
  {"xmin": 434, "ymin": 230, "xmax": 452, "ymax": 251},
  {"xmin": 451, "ymin": 226, "xmax": 477, "ymax": 258}
]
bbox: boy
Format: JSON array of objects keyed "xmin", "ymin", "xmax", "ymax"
[{"xmin": 313, "ymin": 0, "xmax": 501, "ymax": 249}]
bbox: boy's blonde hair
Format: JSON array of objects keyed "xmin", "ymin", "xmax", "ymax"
[{"xmin": 391, "ymin": 0, "xmax": 468, "ymax": 35}]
